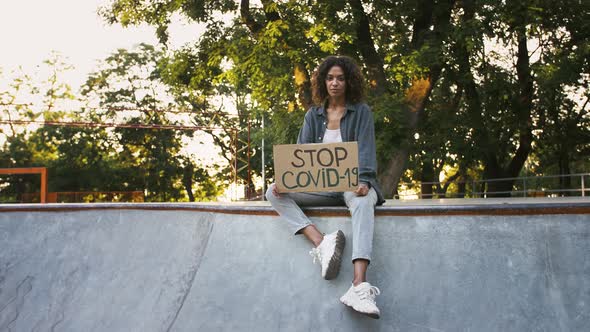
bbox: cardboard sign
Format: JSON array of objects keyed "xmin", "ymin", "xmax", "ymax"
[{"xmin": 273, "ymin": 142, "xmax": 359, "ymax": 193}]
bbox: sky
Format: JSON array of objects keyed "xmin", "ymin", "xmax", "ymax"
[{"xmin": 0, "ymin": 0, "xmax": 202, "ymax": 88}]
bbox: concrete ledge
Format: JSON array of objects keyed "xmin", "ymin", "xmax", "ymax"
[
  {"xmin": 1, "ymin": 197, "xmax": 589, "ymax": 216},
  {"xmin": 2, "ymin": 199, "xmax": 590, "ymax": 331}
]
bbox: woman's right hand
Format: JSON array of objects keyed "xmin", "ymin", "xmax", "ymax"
[{"xmin": 271, "ymin": 183, "xmax": 281, "ymax": 197}]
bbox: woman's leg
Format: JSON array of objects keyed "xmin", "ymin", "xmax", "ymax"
[
  {"xmin": 265, "ymin": 183, "xmax": 343, "ymax": 239},
  {"xmin": 301, "ymin": 224, "xmax": 324, "ymax": 247},
  {"xmin": 352, "ymin": 259, "xmax": 369, "ymax": 285},
  {"xmin": 343, "ymin": 188, "xmax": 378, "ymax": 263},
  {"xmin": 343, "ymin": 188, "xmax": 378, "ymax": 282},
  {"xmin": 340, "ymin": 188, "xmax": 381, "ymax": 318},
  {"xmin": 265, "ymin": 183, "xmax": 346, "ymax": 279}
]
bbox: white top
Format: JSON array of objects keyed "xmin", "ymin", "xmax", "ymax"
[{"xmin": 323, "ymin": 128, "xmax": 342, "ymax": 143}]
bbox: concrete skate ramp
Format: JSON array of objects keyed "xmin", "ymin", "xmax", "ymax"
[{"xmin": 1, "ymin": 198, "xmax": 589, "ymax": 331}]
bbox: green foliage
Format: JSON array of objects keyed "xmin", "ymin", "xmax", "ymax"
[
  {"xmin": 6, "ymin": 0, "xmax": 587, "ymax": 201},
  {"xmin": 0, "ymin": 47, "xmax": 225, "ymax": 202},
  {"xmin": 81, "ymin": 43, "xmax": 225, "ymax": 201},
  {"xmin": 97, "ymin": 0, "xmax": 589, "ymax": 197}
]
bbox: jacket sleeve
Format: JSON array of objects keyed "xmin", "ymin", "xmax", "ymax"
[
  {"xmin": 297, "ymin": 109, "xmax": 315, "ymax": 144},
  {"xmin": 356, "ymin": 104, "xmax": 378, "ymax": 186}
]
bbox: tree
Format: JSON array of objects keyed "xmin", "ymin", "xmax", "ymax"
[
  {"xmin": 532, "ymin": 0, "xmax": 590, "ymax": 192},
  {"xmin": 442, "ymin": 0, "xmax": 590, "ymax": 196},
  {"xmin": 0, "ymin": 46, "xmax": 224, "ymax": 202},
  {"xmin": 101, "ymin": 0, "xmax": 459, "ymax": 198},
  {"xmin": 0, "ymin": 53, "xmax": 77, "ymax": 201},
  {"xmin": 100, "ymin": 0, "xmax": 590, "ymax": 198},
  {"xmin": 82, "ymin": 43, "xmax": 224, "ymax": 201}
]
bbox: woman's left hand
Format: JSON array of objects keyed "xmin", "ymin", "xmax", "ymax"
[{"xmin": 354, "ymin": 183, "xmax": 369, "ymax": 196}]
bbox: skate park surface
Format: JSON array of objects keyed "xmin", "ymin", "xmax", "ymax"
[{"xmin": 1, "ymin": 197, "xmax": 589, "ymax": 331}]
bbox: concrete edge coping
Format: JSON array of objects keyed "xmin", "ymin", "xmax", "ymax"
[{"xmin": 1, "ymin": 197, "xmax": 590, "ymax": 216}]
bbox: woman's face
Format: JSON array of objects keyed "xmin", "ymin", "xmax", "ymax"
[{"xmin": 325, "ymin": 65, "xmax": 346, "ymax": 99}]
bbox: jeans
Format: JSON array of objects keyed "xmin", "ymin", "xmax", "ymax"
[{"xmin": 265, "ymin": 183, "xmax": 378, "ymax": 262}]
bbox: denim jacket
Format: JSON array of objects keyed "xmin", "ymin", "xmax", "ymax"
[{"xmin": 297, "ymin": 102, "xmax": 385, "ymax": 205}]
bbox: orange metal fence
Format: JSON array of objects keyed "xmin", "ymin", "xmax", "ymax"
[{"xmin": 0, "ymin": 167, "xmax": 47, "ymax": 203}]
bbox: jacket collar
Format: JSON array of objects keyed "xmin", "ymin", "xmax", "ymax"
[{"xmin": 315, "ymin": 100, "xmax": 357, "ymax": 117}]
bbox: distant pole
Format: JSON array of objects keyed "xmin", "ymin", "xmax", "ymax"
[
  {"xmin": 40, "ymin": 167, "xmax": 47, "ymax": 203},
  {"xmin": 234, "ymin": 130, "xmax": 238, "ymax": 201},
  {"xmin": 247, "ymin": 115, "xmax": 251, "ymax": 200},
  {"xmin": 261, "ymin": 114, "xmax": 265, "ymax": 201}
]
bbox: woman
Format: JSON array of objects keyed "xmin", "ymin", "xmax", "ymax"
[{"xmin": 266, "ymin": 55, "xmax": 385, "ymax": 319}]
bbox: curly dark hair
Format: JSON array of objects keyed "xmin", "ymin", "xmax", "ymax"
[{"xmin": 311, "ymin": 55, "xmax": 366, "ymax": 106}]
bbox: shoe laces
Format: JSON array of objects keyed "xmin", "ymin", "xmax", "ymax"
[
  {"xmin": 357, "ymin": 285, "xmax": 381, "ymax": 303},
  {"xmin": 309, "ymin": 247, "xmax": 322, "ymax": 264}
]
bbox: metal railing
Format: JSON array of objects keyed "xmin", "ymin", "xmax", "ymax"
[
  {"xmin": 396, "ymin": 173, "xmax": 589, "ymax": 199},
  {"xmin": 18, "ymin": 191, "xmax": 145, "ymax": 203}
]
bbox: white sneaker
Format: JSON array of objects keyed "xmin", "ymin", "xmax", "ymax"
[
  {"xmin": 340, "ymin": 282, "xmax": 381, "ymax": 319},
  {"xmin": 309, "ymin": 230, "xmax": 345, "ymax": 280}
]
